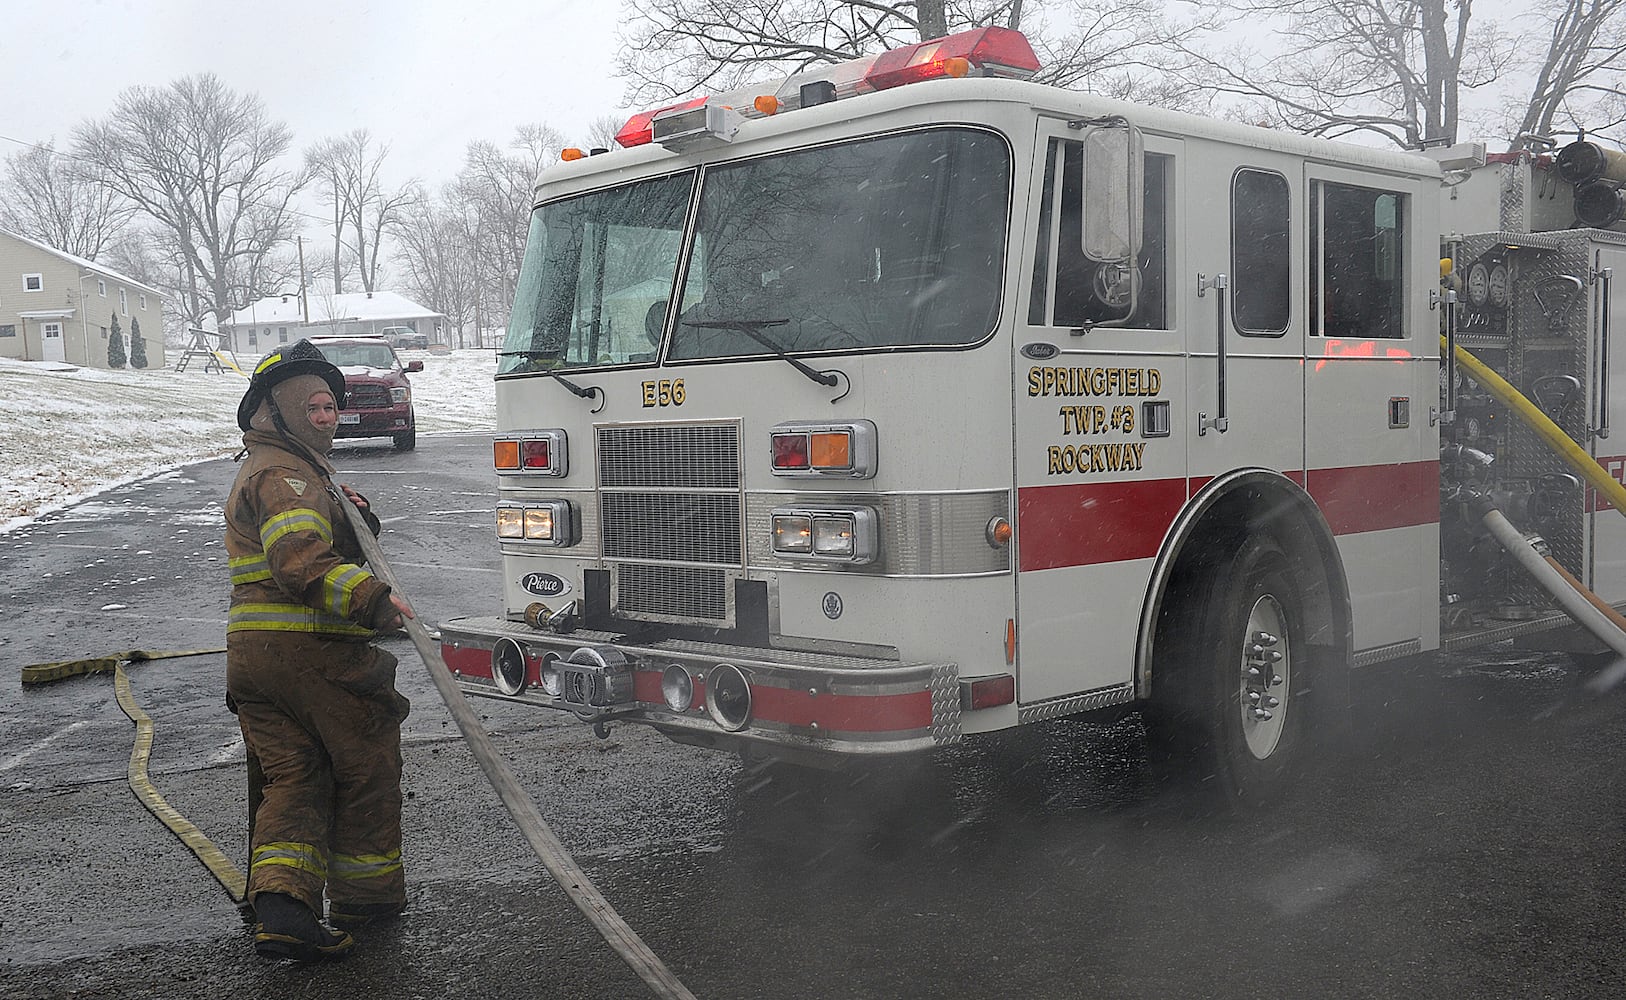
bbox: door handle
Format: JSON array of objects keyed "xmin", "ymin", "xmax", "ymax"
[{"xmin": 1197, "ymin": 272, "xmax": 1229, "ymax": 435}]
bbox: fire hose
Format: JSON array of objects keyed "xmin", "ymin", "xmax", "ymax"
[
  {"xmin": 336, "ymin": 496, "xmax": 699, "ymax": 1000},
  {"xmin": 1446, "ymin": 337, "xmax": 1626, "ymax": 687},
  {"xmin": 20, "ymin": 648, "xmax": 247, "ymax": 904}
]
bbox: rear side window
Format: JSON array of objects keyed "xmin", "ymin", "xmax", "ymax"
[
  {"xmin": 1231, "ymin": 169, "xmax": 1290, "ymax": 335},
  {"xmin": 1311, "ymin": 181, "xmax": 1408, "ymax": 339}
]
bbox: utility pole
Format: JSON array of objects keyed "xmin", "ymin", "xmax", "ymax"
[{"xmin": 298, "ymin": 235, "xmax": 311, "ymax": 326}]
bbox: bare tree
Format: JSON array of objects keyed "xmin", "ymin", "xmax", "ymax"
[
  {"xmin": 1168, "ymin": 0, "xmax": 1624, "ymax": 150},
  {"xmin": 1500, "ymin": 0, "xmax": 1626, "ymax": 147},
  {"xmin": 0, "ymin": 142, "xmax": 137, "ymax": 259},
  {"xmin": 454, "ymin": 124, "xmax": 562, "ymax": 335},
  {"xmin": 73, "ymin": 74, "xmax": 306, "ymax": 334},
  {"xmin": 392, "ymin": 193, "xmax": 481, "ymax": 346},
  {"xmin": 304, "ymin": 129, "xmax": 420, "ymax": 294}
]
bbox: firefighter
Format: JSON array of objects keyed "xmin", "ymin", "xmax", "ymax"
[{"xmin": 224, "ymin": 339, "xmax": 414, "ymax": 961}]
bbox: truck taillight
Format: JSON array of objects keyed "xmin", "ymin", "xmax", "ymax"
[
  {"xmin": 769, "ymin": 420, "xmax": 877, "ymax": 478},
  {"xmin": 494, "ymin": 430, "xmax": 567, "ymax": 476}
]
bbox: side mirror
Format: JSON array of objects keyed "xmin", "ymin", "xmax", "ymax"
[
  {"xmin": 406, "ymin": 360, "xmax": 424, "ymax": 373},
  {"xmin": 1081, "ymin": 121, "xmax": 1144, "ymax": 265}
]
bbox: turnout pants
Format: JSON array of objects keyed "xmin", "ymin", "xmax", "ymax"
[{"xmin": 227, "ymin": 632, "xmax": 409, "ymax": 915}]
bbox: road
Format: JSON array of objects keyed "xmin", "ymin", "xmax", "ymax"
[{"xmin": 3, "ymin": 431, "xmax": 1625, "ymax": 999}]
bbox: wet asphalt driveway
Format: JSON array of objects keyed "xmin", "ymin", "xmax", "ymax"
[{"xmin": 3, "ymin": 431, "xmax": 1624, "ymax": 999}]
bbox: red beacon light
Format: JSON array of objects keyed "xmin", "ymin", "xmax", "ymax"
[
  {"xmin": 613, "ymin": 27, "xmax": 1042, "ymax": 148},
  {"xmin": 863, "ymin": 26, "xmax": 1040, "ymax": 91}
]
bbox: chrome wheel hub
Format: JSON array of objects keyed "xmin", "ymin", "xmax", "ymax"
[{"xmin": 1240, "ymin": 597, "xmax": 1289, "ymax": 759}]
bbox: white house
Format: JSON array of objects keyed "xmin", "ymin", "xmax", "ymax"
[
  {"xmin": 0, "ymin": 228, "xmax": 167, "ymax": 369},
  {"xmin": 224, "ymin": 290, "xmax": 446, "ymax": 355}
]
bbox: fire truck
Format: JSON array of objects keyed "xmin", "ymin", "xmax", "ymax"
[{"xmin": 437, "ymin": 26, "xmax": 1626, "ymax": 799}]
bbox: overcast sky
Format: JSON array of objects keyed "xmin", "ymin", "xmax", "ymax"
[{"xmin": 0, "ymin": 1, "xmax": 625, "ymax": 194}]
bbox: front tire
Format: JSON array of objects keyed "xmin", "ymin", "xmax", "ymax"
[
  {"xmin": 1148, "ymin": 536, "xmax": 1331, "ymax": 803},
  {"xmin": 392, "ymin": 428, "xmax": 416, "ymax": 451}
]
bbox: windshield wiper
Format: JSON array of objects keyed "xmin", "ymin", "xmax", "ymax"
[
  {"xmin": 681, "ymin": 318, "xmax": 838, "ymax": 388},
  {"xmin": 497, "ymin": 350, "xmax": 602, "ymax": 403}
]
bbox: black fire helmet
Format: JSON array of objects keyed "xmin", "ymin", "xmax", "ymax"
[{"xmin": 236, "ymin": 339, "xmax": 347, "ymax": 431}]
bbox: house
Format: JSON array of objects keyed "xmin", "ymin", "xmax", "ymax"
[
  {"xmin": 224, "ymin": 290, "xmax": 446, "ymax": 356},
  {"xmin": 0, "ymin": 229, "xmax": 167, "ymax": 369}
]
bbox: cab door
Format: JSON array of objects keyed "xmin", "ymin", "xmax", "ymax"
[
  {"xmin": 1183, "ymin": 153, "xmax": 1305, "ymax": 491},
  {"xmin": 1301, "ymin": 163, "xmax": 1438, "ymax": 655},
  {"xmin": 1012, "ymin": 120, "xmax": 1187, "ymax": 708}
]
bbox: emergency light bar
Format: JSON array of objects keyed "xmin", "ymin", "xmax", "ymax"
[{"xmin": 613, "ymin": 26, "xmax": 1041, "ymax": 149}]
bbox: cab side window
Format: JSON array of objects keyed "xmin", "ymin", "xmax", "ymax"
[
  {"xmin": 1028, "ymin": 140, "xmax": 1170, "ymax": 330},
  {"xmin": 1311, "ymin": 181, "xmax": 1408, "ymax": 339},
  {"xmin": 1231, "ymin": 168, "xmax": 1290, "ymax": 335}
]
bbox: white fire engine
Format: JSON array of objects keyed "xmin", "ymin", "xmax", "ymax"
[{"xmin": 437, "ymin": 27, "xmax": 1626, "ymax": 798}]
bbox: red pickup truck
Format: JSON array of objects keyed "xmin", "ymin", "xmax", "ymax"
[{"xmin": 307, "ymin": 336, "xmax": 423, "ymax": 451}]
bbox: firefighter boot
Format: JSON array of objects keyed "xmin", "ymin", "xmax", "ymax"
[
  {"xmin": 253, "ymin": 892, "xmax": 354, "ymax": 961},
  {"xmin": 328, "ymin": 900, "xmax": 406, "ymax": 932}
]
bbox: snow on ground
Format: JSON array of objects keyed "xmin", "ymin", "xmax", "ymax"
[{"xmin": 0, "ymin": 348, "xmax": 498, "ymax": 534}]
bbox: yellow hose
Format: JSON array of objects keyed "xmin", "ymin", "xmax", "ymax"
[{"xmin": 1444, "ymin": 335, "xmax": 1626, "ymax": 516}]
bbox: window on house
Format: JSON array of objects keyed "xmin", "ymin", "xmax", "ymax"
[
  {"xmin": 248, "ymin": 328, "xmax": 258, "ymax": 348},
  {"xmin": 97, "ymin": 280, "xmax": 107, "ymax": 297},
  {"xmin": 1310, "ymin": 181, "xmax": 1408, "ymax": 339},
  {"xmin": 0, "ymin": 324, "xmax": 15, "ymax": 338},
  {"xmin": 139, "ymin": 293, "xmax": 147, "ymax": 310},
  {"xmin": 119, "ymin": 288, "xmax": 128, "ymax": 315},
  {"xmin": 24, "ymin": 274, "xmax": 43, "ymax": 292},
  {"xmin": 101, "ymin": 326, "xmax": 108, "ymax": 340},
  {"xmin": 1231, "ymin": 169, "xmax": 1291, "ymax": 336},
  {"xmin": 278, "ymin": 327, "xmax": 289, "ymax": 344}
]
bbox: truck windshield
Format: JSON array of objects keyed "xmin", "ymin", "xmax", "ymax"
[
  {"xmin": 499, "ymin": 127, "xmax": 1010, "ymax": 375},
  {"xmin": 501, "ymin": 170, "xmax": 698, "ymax": 374},
  {"xmin": 671, "ymin": 127, "xmax": 1010, "ymax": 360}
]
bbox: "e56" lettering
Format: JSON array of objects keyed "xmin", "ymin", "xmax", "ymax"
[{"xmin": 641, "ymin": 379, "xmax": 686, "ymax": 407}]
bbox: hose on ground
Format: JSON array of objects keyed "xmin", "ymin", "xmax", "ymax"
[{"xmin": 338, "ymin": 496, "xmax": 698, "ymax": 1000}]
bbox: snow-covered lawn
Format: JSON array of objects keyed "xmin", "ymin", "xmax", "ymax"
[{"xmin": 0, "ymin": 348, "xmax": 498, "ymax": 533}]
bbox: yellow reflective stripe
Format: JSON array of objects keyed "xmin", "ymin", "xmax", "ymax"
[
  {"xmin": 254, "ymin": 351, "xmax": 285, "ymax": 376},
  {"xmin": 252, "ymin": 841, "xmax": 327, "ymax": 878},
  {"xmin": 331, "ymin": 849, "xmax": 403, "ymax": 880},
  {"xmin": 229, "ymin": 553, "xmax": 273, "ymax": 585},
  {"xmin": 321, "ymin": 563, "xmax": 371, "ymax": 617},
  {"xmin": 227, "ymin": 602, "xmax": 374, "ymax": 636},
  {"xmin": 262, "ymin": 508, "xmax": 333, "ymax": 549}
]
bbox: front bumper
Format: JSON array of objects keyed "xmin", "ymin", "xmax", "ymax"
[
  {"xmin": 439, "ymin": 615, "xmax": 962, "ymax": 758},
  {"xmin": 336, "ymin": 403, "xmax": 413, "ymax": 438}
]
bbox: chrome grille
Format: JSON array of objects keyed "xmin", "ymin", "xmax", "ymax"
[
  {"xmin": 598, "ymin": 423, "xmax": 742, "ymax": 623},
  {"xmin": 614, "ymin": 564, "xmax": 730, "ymax": 620},
  {"xmin": 346, "ymin": 384, "xmax": 392, "ymax": 409},
  {"xmin": 601, "ymin": 493, "xmax": 741, "ymax": 563},
  {"xmin": 599, "ymin": 425, "xmax": 739, "ymax": 488}
]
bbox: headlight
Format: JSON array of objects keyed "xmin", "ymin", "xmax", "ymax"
[
  {"xmin": 497, "ymin": 502, "xmax": 572, "ymax": 545},
  {"xmin": 522, "ymin": 500, "xmax": 572, "ymax": 545},
  {"xmin": 770, "ymin": 506, "xmax": 878, "ymax": 564},
  {"xmin": 496, "ymin": 506, "xmax": 524, "ymax": 538},
  {"xmin": 771, "ymin": 514, "xmax": 813, "ymax": 553},
  {"xmin": 390, "ymin": 387, "xmax": 410, "ymax": 404}
]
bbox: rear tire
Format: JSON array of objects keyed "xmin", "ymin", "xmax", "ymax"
[{"xmin": 392, "ymin": 428, "xmax": 416, "ymax": 451}]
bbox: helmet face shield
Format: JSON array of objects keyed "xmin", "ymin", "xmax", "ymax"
[{"xmin": 237, "ymin": 340, "xmax": 346, "ymax": 430}]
